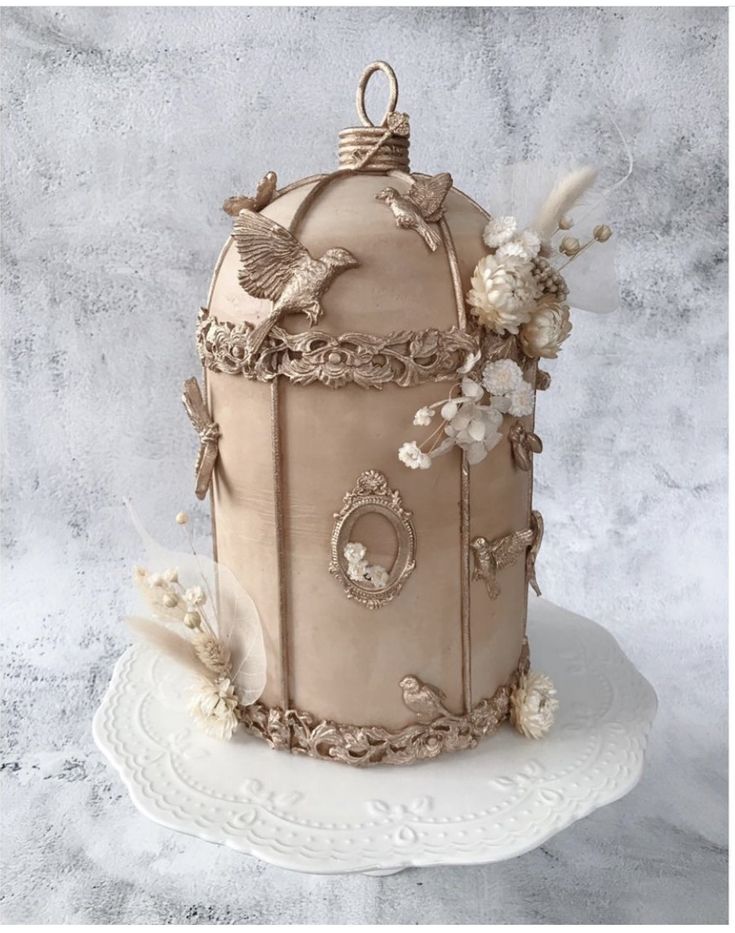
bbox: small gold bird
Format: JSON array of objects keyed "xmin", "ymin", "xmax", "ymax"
[
  {"xmin": 232, "ymin": 209, "xmax": 359, "ymax": 353},
  {"xmin": 375, "ymin": 172, "xmax": 453, "ymax": 251},
  {"xmin": 399, "ymin": 675, "xmax": 453, "ymax": 723},
  {"xmin": 223, "ymin": 171, "xmax": 278, "ymax": 217},
  {"xmin": 471, "ymin": 528, "xmax": 535, "ymax": 600}
]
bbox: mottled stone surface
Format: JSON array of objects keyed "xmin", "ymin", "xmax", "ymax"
[{"xmin": 1, "ymin": 6, "xmax": 726, "ymax": 924}]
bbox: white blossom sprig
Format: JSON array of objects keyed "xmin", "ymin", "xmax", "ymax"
[{"xmin": 397, "ymin": 356, "xmax": 534, "ymax": 470}]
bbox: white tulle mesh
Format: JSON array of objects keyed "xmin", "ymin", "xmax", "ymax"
[
  {"xmin": 483, "ymin": 111, "xmax": 632, "ymax": 315},
  {"xmin": 127, "ymin": 503, "xmax": 267, "ymax": 706}
]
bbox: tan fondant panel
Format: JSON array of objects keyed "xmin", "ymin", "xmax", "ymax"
[
  {"xmin": 206, "ymin": 372, "xmax": 283, "ymax": 708},
  {"xmin": 283, "ymin": 379, "xmax": 463, "ymax": 729},
  {"xmin": 468, "ymin": 414, "xmax": 534, "ymax": 703}
]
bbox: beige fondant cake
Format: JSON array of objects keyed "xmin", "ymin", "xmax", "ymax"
[{"xmin": 176, "ymin": 62, "xmax": 614, "ymax": 765}]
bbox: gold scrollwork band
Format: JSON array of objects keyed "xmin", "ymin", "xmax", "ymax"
[
  {"xmin": 238, "ymin": 640, "xmax": 529, "ymax": 767},
  {"xmin": 196, "ymin": 307, "xmax": 477, "ymax": 389}
]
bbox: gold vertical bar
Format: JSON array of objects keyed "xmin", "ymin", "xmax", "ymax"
[
  {"xmin": 440, "ymin": 217, "xmax": 472, "ymax": 713},
  {"xmin": 522, "ymin": 360, "xmax": 539, "ymax": 638},
  {"xmin": 459, "ymin": 453, "xmax": 472, "ymax": 712},
  {"xmin": 271, "ymin": 378, "xmax": 290, "ymax": 709}
]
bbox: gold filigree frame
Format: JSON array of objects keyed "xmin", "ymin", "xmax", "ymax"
[{"xmin": 329, "ymin": 470, "xmax": 416, "ymax": 610}]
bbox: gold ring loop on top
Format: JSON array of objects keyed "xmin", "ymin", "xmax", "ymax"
[{"xmin": 356, "ymin": 61, "xmax": 399, "ymax": 127}]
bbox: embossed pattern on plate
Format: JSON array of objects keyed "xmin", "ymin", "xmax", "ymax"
[{"xmin": 93, "ymin": 599, "xmax": 657, "ymax": 875}]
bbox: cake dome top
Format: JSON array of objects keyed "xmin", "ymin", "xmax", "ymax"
[
  {"xmin": 206, "ymin": 61, "xmax": 490, "ymax": 344},
  {"xmin": 198, "ymin": 61, "xmax": 616, "ymax": 394}
]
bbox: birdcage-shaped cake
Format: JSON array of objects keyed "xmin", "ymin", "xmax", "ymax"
[{"xmin": 185, "ymin": 62, "xmax": 584, "ymax": 766}]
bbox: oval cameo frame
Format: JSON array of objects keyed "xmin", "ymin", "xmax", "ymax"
[{"xmin": 329, "ymin": 470, "xmax": 416, "ymax": 610}]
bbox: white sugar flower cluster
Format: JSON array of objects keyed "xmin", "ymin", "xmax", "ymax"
[
  {"xmin": 469, "ymin": 215, "xmax": 572, "ymax": 358},
  {"xmin": 483, "ymin": 215, "xmax": 541, "ymax": 262},
  {"xmin": 482, "ymin": 359, "xmax": 535, "ymax": 417},
  {"xmin": 344, "ymin": 542, "xmax": 390, "ymax": 590},
  {"xmin": 440, "ymin": 377, "xmax": 505, "ymax": 465},
  {"xmin": 398, "ymin": 440, "xmax": 432, "ymax": 470},
  {"xmin": 398, "ymin": 355, "xmax": 535, "ymax": 471}
]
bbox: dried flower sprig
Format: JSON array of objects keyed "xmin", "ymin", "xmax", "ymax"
[
  {"xmin": 124, "ymin": 506, "xmax": 267, "ymax": 741},
  {"xmin": 131, "ymin": 559, "xmax": 240, "ymax": 739}
]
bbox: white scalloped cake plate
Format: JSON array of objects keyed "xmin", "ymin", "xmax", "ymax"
[{"xmin": 93, "ymin": 599, "xmax": 657, "ymax": 875}]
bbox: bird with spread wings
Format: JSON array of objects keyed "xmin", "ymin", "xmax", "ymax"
[
  {"xmin": 470, "ymin": 528, "xmax": 536, "ymax": 600},
  {"xmin": 232, "ymin": 209, "xmax": 358, "ymax": 354}
]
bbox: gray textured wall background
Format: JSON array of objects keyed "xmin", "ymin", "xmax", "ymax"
[{"xmin": 1, "ymin": 6, "xmax": 727, "ymax": 924}]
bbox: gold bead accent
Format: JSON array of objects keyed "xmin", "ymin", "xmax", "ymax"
[
  {"xmin": 559, "ymin": 236, "xmax": 581, "ymax": 256},
  {"xmin": 184, "ymin": 611, "xmax": 201, "ymax": 629},
  {"xmin": 175, "ymin": 511, "xmax": 189, "ymax": 525},
  {"xmin": 558, "ymin": 216, "xmax": 573, "ymax": 230},
  {"xmin": 593, "ymin": 224, "xmax": 613, "ymax": 242}
]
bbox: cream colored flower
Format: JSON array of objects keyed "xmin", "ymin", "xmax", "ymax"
[
  {"xmin": 495, "ymin": 239, "xmax": 528, "ymax": 261},
  {"xmin": 344, "ymin": 542, "xmax": 367, "ymax": 564},
  {"xmin": 346, "ymin": 559, "xmax": 370, "ymax": 584},
  {"xmin": 413, "ymin": 406, "xmax": 434, "ymax": 427},
  {"xmin": 184, "ymin": 585, "xmax": 206, "ymax": 607},
  {"xmin": 467, "ymin": 255, "xmax": 540, "ymax": 335},
  {"xmin": 519, "ymin": 301, "xmax": 572, "ymax": 359},
  {"xmin": 445, "ymin": 401, "xmax": 504, "ymax": 465},
  {"xmin": 507, "ymin": 382, "xmax": 535, "ymax": 418},
  {"xmin": 460, "ymin": 377, "xmax": 484, "ymax": 401},
  {"xmin": 496, "ymin": 229, "xmax": 541, "ymax": 262},
  {"xmin": 510, "ymin": 671, "xmax": 559, "ymax": 739},
  {"xmin": 189, "ymin": 677, "xmax": 239, "ymax": 740},
  {"xmin": 483, "ymin": 215, "xmax": 517, "ymax": 249},
  {"xmin": 520, "ymin": 229, "xmax": 541, "ymax": 258},
  {"xmin": 398, "ymin": 441, "xmax": 431, "ymax": 470},
  {"xmin": 368, "ymin": 565, "xmax": 389, "ymax": 588},
  {"xmin": 482, "ymin": 359, "xmax": 524, "ymax": 397}
]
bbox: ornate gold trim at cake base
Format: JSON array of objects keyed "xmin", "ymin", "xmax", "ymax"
[
  {"xmin": 197, "ymin": 307, "xmax": 478, "ymax": 389},
  {"xmin": 238, "ymin": 640, "xmax": 530, "ymax": 767}
]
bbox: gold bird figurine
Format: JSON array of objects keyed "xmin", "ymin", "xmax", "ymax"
[
  {"xmin": 375, "ymin": 172, "xmax": 453, "ymax": 251},
  {"xmin": 223, "ymin": 170, "xmax": 278, "ymax": 217},
  {"xmin": 232, "ymin": 209, "xmax": 359, "ymax": 353},
  {"xmin": 471, "ymin": 528, "xmax": 535, "ymax": 600},
  {"xmin": 399, "ymin": 675, "xmax": 453, "ymax": 723}
]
